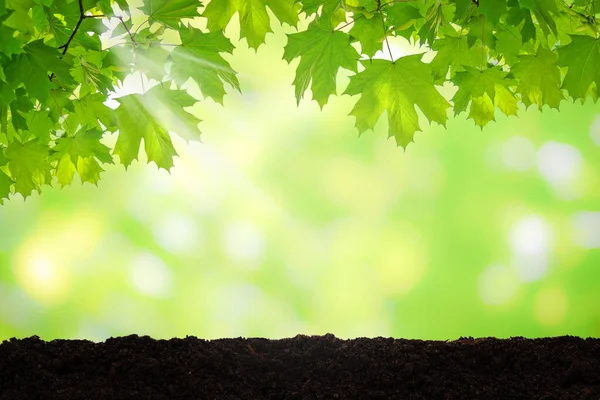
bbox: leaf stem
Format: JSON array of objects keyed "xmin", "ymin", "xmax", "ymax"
[
  {"xmin": 378, "ymin": 1, "xmax": 394, "ymax": 61},
  {"xmin": 117, "ymin": 16, "xmax": 137, "ymax": 44},
  {"xmin": 335, "ymin": 14, "xmax": 365, "ymax": 31}
]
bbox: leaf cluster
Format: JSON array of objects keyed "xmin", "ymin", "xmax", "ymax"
[{"xmin": 0, "ymin": 0, "xmax": 598, "ymax": 201}]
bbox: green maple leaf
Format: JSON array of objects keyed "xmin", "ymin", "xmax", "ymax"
[
  {"xmin": 283, "ymin": 18, "xmax": 359, "ymax": 108},
  {"xmin": 418, "ymin": 1, "xmax": 450, "ymax": 46},
  {"xmin": 71, "ymin": 51, "xmax": 114, "ymax": 94},
  {"xmin": 203, "ymin": 0, "xmax": 299, "ymax": 49},
  {"xmin": 0, "ymin": 13, "xmax": 22, "ymax": 56},
  {"xmin": 114, "ymin": 85, "xmax": 201, "ymax": 170},
  {"xmin": 4, "ymin": 139, "xmax": 52, "ymax": 198},
  {"xmin": 343, "ymin": 56, "xmax": 450, "ymax": 147},
  {"xmin": 518, "ymin": 0, "xmax": 559, "ymax": 37},
  {"xmin": 478, "ymin": 0, "xmax": 507, "ymax": 26},
  {"xmin": 384, "ymin": 2, "xmax": 422, "ymax": 32},
  {"xmin": 349, "ymin": 14, "xmax": 386, "ymax": 58},
  {"xmin": 512, "ymin": 48, "xmax": 563, "ymax": 110},
  {"xmin": 140, "ymin": 0, "xmax": 201, "ymax": 29},
  {"xmin": 102, "ymin": 46, "xmax": 135, "ymax": 82},
  {"xmin": 0, "ymin": 169, "xmax": 12, "ymax": 203},
  {"xmin": 465, "ymin": 17, "xmax": 497, "ymax": 49},
  {"xmin": 451, "ymin": 66, "xmax": 518, "ymax": 128},
  {"xmin": 494, "ymin": 25, "xmax": 523, "ymax": 65},
  {"xmin": 0, "ymin": 150, "xmax": 12, "ymax": 203},
  {"xmin": 507, "ymin": 0, "xmax": 536, "ymax": 43},
  {"xmin": 4, "ymin": 40, "xmax": 74, "ymax": 102},
  {"xmin": 301, "ymin": 0, "xmax": 342, "ymax": 15},
  {"xmin": 73, "ymin": 92, "xmax": 117, "ymax": 131},
  {"xmin": 557, "ymin": 35, "xmax": 600, "ymax": 101},
  {"xmin": 170, "ymin": 27, "xmax": 240, "ymax": 104},
  {"xmin": 7, "ymin": 88, "xmax": 32, "ymax": 132},
  {"xmin": 429, "ymin": 35, "xmax": 481, "ymax": 82},
  {"xmin": 454, "ymin": 0, "xmax": 474, "ymax": 19},
  {"xmin": 51, "ymin": 128, "xmax": 113, "ymax": 186},
  {"xmin": 134, "ymin": 44, "xmax": 170, "ymax": 81},
  {"xmin": 25, "ymin": 109, "xmax": 54, "ymax": 144}
]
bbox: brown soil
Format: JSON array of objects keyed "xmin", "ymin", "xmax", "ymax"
[{"xmin": 1, "ymin": 334, "xmax": 599, "ymax": 399}]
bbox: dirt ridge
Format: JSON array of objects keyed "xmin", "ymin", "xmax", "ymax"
[{"xmin": 1, "ymin": 334, "xmax": 599, "ymax": 399}]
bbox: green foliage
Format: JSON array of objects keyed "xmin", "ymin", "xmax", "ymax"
[{"xmin": 0, "ymin": 0, "xmax": 599, "ymax": 201}]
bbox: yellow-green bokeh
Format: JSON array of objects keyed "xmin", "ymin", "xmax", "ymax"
[{"xmin": 1, "ymin": 15, "xmax": 599, "ymax": 342}]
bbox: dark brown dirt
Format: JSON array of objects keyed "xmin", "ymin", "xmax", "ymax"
[{"xmin": 1, "ymin": 334, "xmax": 599, "ymax": 400}]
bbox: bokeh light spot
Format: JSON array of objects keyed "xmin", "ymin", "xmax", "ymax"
[
  {"xmin": 536, "ymin": 141, "xmax": 583, "ymax": 199},
  {"xmin": 13, "ymin": 255, "xmax": 71, "ymax": 306},
  {"xmin": 373, "ymin": 232, "xmax": 428, "ymax": 297},
  {"xmin": 222, "ymin": 221, "xmax": 266, "ymax": 268},
  {"xmin": 590, "ymin": 115, "xmax": 600, "ymax": 146},
  {"xmin": 128, "ymin": 251, "xmax": 173, "ymax": 298},
  {"xmin": 502, "ymin": 136, "xmax": 536, "ymax": 171},
  {"xmin": 571, "ymin": 211, "xmax": 600, "ymax": 249},
  {"xmin": 478, "ymin": 264, "xmax": 519, "ymax": 305},
  {"xmin": 153, "ymin": 212, "xmax": 203, "ymax": 254},
  {"xmin": 509, "ymin": 216, "xmax": 553, "ymax": 282},
  {"xmin": 534, "ymin": 286, "xmax": 567, "ymax": 326}
]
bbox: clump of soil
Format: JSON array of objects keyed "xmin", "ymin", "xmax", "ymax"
[{"xmin": 0, "ymin": 334, "xmax": 599, "ymax": 399}]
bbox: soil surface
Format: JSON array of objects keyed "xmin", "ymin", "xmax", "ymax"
[{"xmin": 1, "ymin": 334, "xmax": 599, "ymax": 399}]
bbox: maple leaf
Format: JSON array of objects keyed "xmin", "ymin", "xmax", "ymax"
[
  {"xmin": 4, "ymin": 140, "xmax": 52, "ymax": 198},
  {"xmin": 133, "ymin": 44, "xmax": 170, "ymax": 82},
  {"xmin": 451, "ymin": 66, "xmax": 518, "ymax": 128},
  {"xmin": 25, "ymin": 110, "xmax": 54, "ymax": 144},
  {"xmin": 349, "ymin": 14, "xmax": 386, "ymax": 58},
  {"xmin": 494, "ymin": 25, "xmax": 523, "ymax": 65},
  {"xmin": 8, "ymin": 88, "xmax": 32, "ymax": 132},
  {"xmin": 51, "ymin": 128, "xmax": 113, "ymax": 186},
  {"xmin": 518, "ymin": 0, "xmax": 559, "ymax": 37},
  {"xmin": 170, "ymin": 27, "xmax": 240, "ymax": 104},
  {"xmin": 283, "ymin": 18, "xmax": 359, "ymax": 108},
  {"xmin": 300, "ymin": 0, "xmax": 342, "ymax": 15},
  {"xmin": 429, "ymin": 35, "xmax": 481, "ymax": 83},
  {"xmin": 557, "ymin": 35, "xmax": 600, "ymax": 101},
  {"xmin": 72, "ymin": 92, "xmax": 118, "ymax": 131},
  {"xmin": 114, "ymin": 85, "xmax": 201, "ymax": 170},
  {"xmin": 343, "ymin": 56, "xmax": 450, "ymax": 147},
  {"xmin": 71, "ymin": 50, "xmax": 115, "ymax": 94},
  {"xmin": 0, "ymin": 169, "xmax": 12, "ymax": 203},
  {"xmin": 0, "ymin": 13, "xmax": 22, "ymax": 56},
  {"xmin": 454, "ymin": 0, "xmax": 474, "ymax": 20},
  {"xmin": 203, "ymin": 0, "xmax": 299, "ymax": 49},
  {"xmin": 511, "ymin": 48, "xmax": 563, "ymax": 110},
  {"xmin": 4, "ymin": 40, "xmax": 74, "ymax": 102},
  {"xmin": 0, "ymin": 151, "xmax": 12, "ymax": 203},
  {"xmin": 478, "ymin": 0, "xmax": 507, "ymax": 26},
  {"xmin": 140, "ymin": 0, "xmax": 201, "ymax": 29},
  {"xmin": 384, "ymin": 2, "xmax": 422, "ymax": 33},
  {"xmin": 506, "ymin": 1, "xmax": 536, "ymax": 43},
  {"xmin": 418, "ymin": 1, "xmax": 450, "ymax": 46}
]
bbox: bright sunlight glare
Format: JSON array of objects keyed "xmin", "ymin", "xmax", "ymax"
[{"xmin": 509, "ymin": 216, "xmax": 553, "ymax": 282}]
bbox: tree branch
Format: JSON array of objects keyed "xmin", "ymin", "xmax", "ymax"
[{"xmin": 50, "ymin": 0, "xmax": 110, "ymax": 82}]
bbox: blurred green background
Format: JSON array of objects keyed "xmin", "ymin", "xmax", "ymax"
[{"xmin": 1, "ymin": 15, "xmax": 600, "ymax": 342}]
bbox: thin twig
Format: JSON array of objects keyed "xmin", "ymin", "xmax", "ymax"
[
  {"xmin": 117, "ymin": 16, "xmax": 137, "ymax": 44},
  {"xmin": 50, "ymin": 0, "xmax": 106, "ymax": 81},
  {"xmin": 377, "ymin": 0, "xmax": 394, "ymax": 61},
  {"xmin": 335, "ymin": 14, "xmax": 366, "ymax": 31},
  {"xmin": 134, "ymin": 19, "xmax": 150, "ymax": 35}
]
